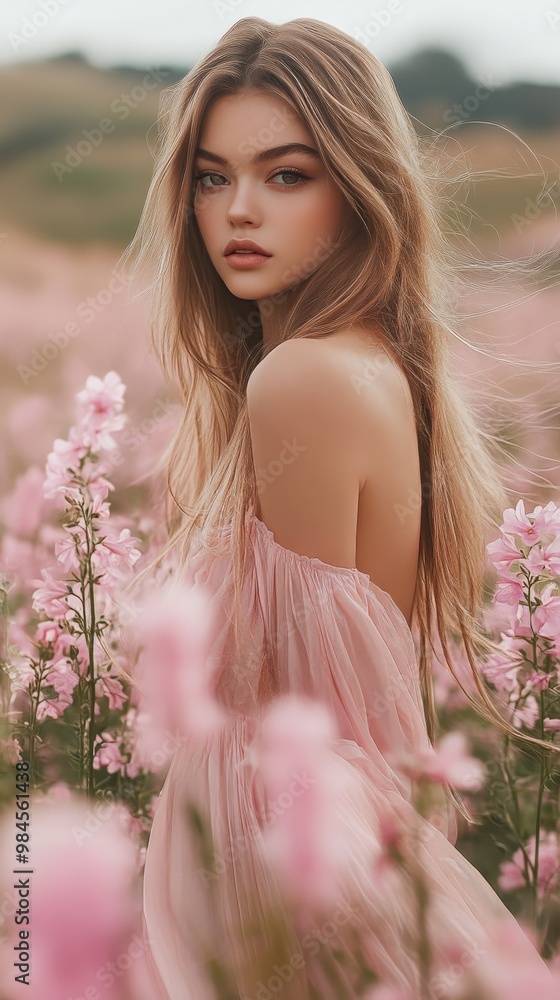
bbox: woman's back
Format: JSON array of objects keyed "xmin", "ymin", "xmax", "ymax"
[{"xmin": 252, "ymin": 329, "xmax": 423, "ymax": 627}]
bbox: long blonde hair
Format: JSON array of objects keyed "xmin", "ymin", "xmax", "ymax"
[{"xmin": 118, "ymin": 17, "xmax": 560, "ymax": 817}]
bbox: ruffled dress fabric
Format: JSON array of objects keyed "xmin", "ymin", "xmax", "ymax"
[{"xmin": 142, "ymin": 510, "xmax": 552, "ymax": 998}]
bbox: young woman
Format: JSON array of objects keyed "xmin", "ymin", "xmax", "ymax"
[{"xmin": 126, "ymin": 16, "xmax": 555, "ymax": 998}]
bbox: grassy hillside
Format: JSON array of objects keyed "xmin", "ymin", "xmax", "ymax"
[{"xmin": 0, "ymin": 53, "xmax": 559, "ymax": 247}]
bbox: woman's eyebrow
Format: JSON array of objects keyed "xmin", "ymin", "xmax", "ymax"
[{"xmin": 194, "ymin": 143, "xmax": 321, "ymax": 166}]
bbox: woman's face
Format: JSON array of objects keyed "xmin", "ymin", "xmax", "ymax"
[{"xmin": 192, "ymin": 89, "xmax": 348, "ymax": 301}]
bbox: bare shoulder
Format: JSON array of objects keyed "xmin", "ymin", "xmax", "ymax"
[
  {"xmin": 246, "ymin": 331, "xmax": 412, "ymax": 441},
  {"xmin": 245, "ymin": 337, "xmax": 372, "ymax": 567},
  {"xmin": 246, "ymin": 336, "xmax": 360, "ymax": 410}
]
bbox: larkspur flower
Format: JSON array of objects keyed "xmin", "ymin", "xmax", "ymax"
[
  {"xmin": 74, "ymin": 371, "xmax": 127, "ymax": 452},
  {"xmin": 95, "ymin": 673, "xmax": 127, "ymax": 711},
  {"xmin": 501, "ymin": 499, "xmax": 552, "ymax": 547},
  {"xmin": 31, "ymin": 568, "xmax": 75, "ymax": 620},
  {"xmin": 524, "ymin": 537, "xmax": 560, "ymax": 577},
  {"xmin": 482, "ymin": 637, "xmax": 525, "ymax": 693},
  {"xmin": 43, "ymin": 427, "xmax": 89, "ymax": 500},
  {"xmin": 487, "ymin": 532, "xmax": 524, "ymax": 574},
  {"xmin": 93, "ymin": 731, "xmax": 127, "ymax": 775},
  {"xmin": 533, "ymin": 584, "xmax": 560, "ymax": 641},
  {"xmin": 498, "ymin": 831, "xmax": 560, "ymax": 900}
]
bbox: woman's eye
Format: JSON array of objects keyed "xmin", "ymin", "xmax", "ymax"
[
  {"xmin": 193, "ymin": 169, "xmax": 307, "ymax": 190},
  {"xmin": 194, "ymin": 171, "xmax": 224, "ymax": 189},
  {"xmin": 269, "ymin": 169, "xmax": 306, "ymax": 187}
]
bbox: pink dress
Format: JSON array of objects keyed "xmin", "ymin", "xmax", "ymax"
[{"xmin": 142, "ymin": 509, "xmax": 553, "ymax": 998}]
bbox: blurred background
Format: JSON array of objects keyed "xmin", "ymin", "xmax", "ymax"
[{"xmin": 1, "ymin": 0, "xmax": 559, "ymax": 516}]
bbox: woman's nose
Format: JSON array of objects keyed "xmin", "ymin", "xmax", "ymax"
[{"xmin": 226, "ymin": 180, "xmax": 262, "ymax": 226}]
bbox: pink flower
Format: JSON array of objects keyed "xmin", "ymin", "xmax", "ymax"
[
  {"xmin": 461, "ymin": 916, "xmax": 560, "ymax": 999},
  {"xmin": 482, "ymin": 638, "xmax": 524, "ymax": 693},
  {"xmin": 36, "ymin": 697, "xmax": 67, "ymax": 721},
  {"xmin": 49, "ymin": 657, "xmax": 79, "ymax": 700},
  {"xmin": 527, "ymin": 671, "xmax": 555, "ymax": 692},
  {"xmin": 494, "ymin": 578, "xmax": 524, "ymax": 605},
  {"xmin": 35, "ymin": 620, "xmax": 62, "ymax": 647},
  {"xmin": 252, "ymin": 695, "xmax": 353, "ymax": 913},
  {"xmin": 487, "ymin": 532, "xmax": 523, "ymax": 574},
  {"xmin": 93, "ymin": 527, "xmax": 142, "ymax": 581},
  {"xmin": 510, "ymin": 692, "xmax": 540, "ymax": 730},
  {"xmin": 512, "ymin": 601, "xmax": 533, "ymax": 638},
  {"xmin": 95, "ymin": 674, "xmax": 127, "ymax": 710},
  {"xmin": 69, "ymin": 632, "xmax": 109, "ymax": 680},
  {"xmin": 544, "ymin": 718, "xmax": 560, "ymax": 732},
  {"xmin": 75, "ymin": 370, "xmax": 125, "ymax": 418},
  {"xmin": 93, "ymin": 732, "xmax": 127, "ymax": 775},
  {"xmin": 88, "ymin": 475, "xmax": 113, "ymax": 515},
  {"xmin": 31, "ymin": 568, "xmax": 72, "ymax": 620},
  {"xmin": 501, "ymin": 498, "xmax": 551, "ymax": 547},
  {"xmin": 0, "ymin": 792, "xmax": 138, "ymax": 1000},
  {"xmin": 524, "ymin": 538, "xmax": 560, "ymax": 576},
  {"xmin": 533, "ymin": 584, "xmax": 560, "ymax": 640},
  {"xmin": 54, "ymin": 530, "xmax": 84, "ymax": 574},
  {"xmin": 498, "ymin": 831, "xmax": 560, "ymax": 900},
  {"xmin": 399, "ymin": 731, "xmax": 485, "ymax": 791},
  {"xmin": 135, "ymin": 579, "xmax": 227, "ymax": 743},
  {"xmin": 74, "ymin": 371, "xmax": 127, "ymax": 452},
  {"xmin": 1, "ymin": 466, "xmax": 47, "ymax": 537},
  {"xmin": 43, "ymin": 427, "xmax": 88, "ymax": 499}
]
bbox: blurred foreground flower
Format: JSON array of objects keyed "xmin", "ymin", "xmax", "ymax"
[
  {"xmin": 458, "ymin": 917, "xmax": 560, "ymax": 999},
  {"xmin": 0, "ymin": 788, "xmax": 142, "ymax": 1000},
  {"xmin": 397, "ymin": 730, "xmax": 486, "ymax": 792},
  {"xmin": 133, "ymin": 578, "xmax": 228, "ymax": 748},
  {"xmin": 250, "ymin": 694, "xmax": 364, "ymax": 918}
]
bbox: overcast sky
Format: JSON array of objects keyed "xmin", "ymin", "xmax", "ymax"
[{"xmin": 0, "ymin": 0, "xmax": 557, "ymax": 87}]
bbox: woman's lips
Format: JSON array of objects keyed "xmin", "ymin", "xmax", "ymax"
[{"xmin": 225, "ymin": 252, "xmax": 272, "ymax": 269}]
